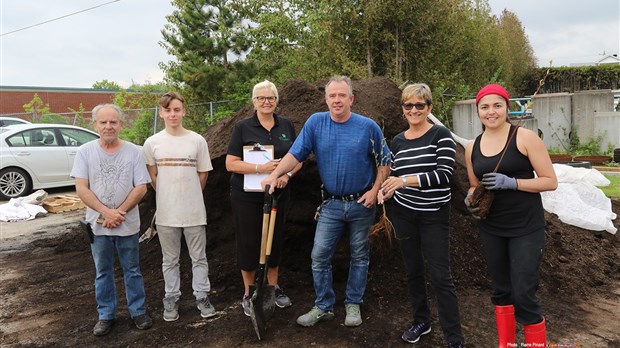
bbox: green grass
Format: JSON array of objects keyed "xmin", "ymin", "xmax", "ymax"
[{"xmin": 600, "ymin": 174, "xmax": 620, "ymax": 199}]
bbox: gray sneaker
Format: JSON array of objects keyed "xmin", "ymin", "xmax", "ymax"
[
  {"xmin": 163, "ymin": 296, "xmax": 179, "ymax": 322},
  {"xmin": 197, "ymin": 296, "xmax": 216, "ymax": 318},
  {"xmin": 275, "ymin": 286, "xmax": 292, "ymax": 308},
  {"xmin": 296, "ymin": 306, "xmax": 334, "ymax": 327},
  {"xmin": 344, "ymin": 303, "xmax": 362, "ymax": 326}
]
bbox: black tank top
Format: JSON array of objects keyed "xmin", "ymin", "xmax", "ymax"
[{"xmin": 472, "ymin": 125, "xmax": 545, "ymax": 237}]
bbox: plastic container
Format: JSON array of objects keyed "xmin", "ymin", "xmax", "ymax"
[
  {"xmin": 566, "ymin": 161, "xmax": 591, "ymax": 169},
  {"xmin": 549, "ymin": 154, "xmax": 572, "ymax": 163},
  {"xmin": 572, "ymin": 156, "xmax": 612, "ymax": 166}
]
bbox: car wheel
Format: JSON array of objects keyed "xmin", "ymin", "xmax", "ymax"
[{"xmin": 0, "ymin": 168, "xmax": 32, "ymax": 200}]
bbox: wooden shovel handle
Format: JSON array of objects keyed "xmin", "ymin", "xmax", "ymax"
[
  {"xmin": 259, "ymin": 211, "xmax": 270, "ymax": 264},
  {"xmin": 266, "ymin": 194, "xmax": 278, "ymax": 257},
  {"xmin": 259, "ymin": 185, "xmax": 272, "ymax": 264}
]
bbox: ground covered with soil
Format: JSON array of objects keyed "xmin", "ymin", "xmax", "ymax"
[{"xmin": 1, "ymin": 78, "xmax": 619, "ymax": 347}]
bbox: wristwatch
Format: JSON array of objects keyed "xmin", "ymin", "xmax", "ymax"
[{"xmin": 286, "ymin": 172, "xmax": 293, "ymax": 178}]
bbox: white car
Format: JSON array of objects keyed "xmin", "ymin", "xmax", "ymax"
[
  {"xmin": 0, "ymin": 123, "xmax": 99, "ymax": 200},
  {"xmin": 0, "ymin": 116, "xmax": 31, "ymax": 127}
]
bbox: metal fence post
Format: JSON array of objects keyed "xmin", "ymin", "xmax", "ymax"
[{"xmin": 153, "ymin": 106, "xmax": 158, "ymax": 135}]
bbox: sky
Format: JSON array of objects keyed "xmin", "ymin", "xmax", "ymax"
[{"xmin": 0, "ymin": 0, "xmax": 619, "ymax": 89}]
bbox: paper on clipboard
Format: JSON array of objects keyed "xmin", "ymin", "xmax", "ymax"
[{"xmin": 243, "ymin": 144, "xmax": 274, "ymax": 192}]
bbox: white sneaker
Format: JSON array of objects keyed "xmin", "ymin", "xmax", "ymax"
[{"xmin": 344, "ymin": 304, "xmax": 362, "ymax": 327}]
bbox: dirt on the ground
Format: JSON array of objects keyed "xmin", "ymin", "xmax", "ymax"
[{"xmin": 1, "ymin": 78, "xmax": 619, "ymax": 348}]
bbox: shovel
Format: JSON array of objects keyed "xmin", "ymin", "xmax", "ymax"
[
  {"xmin": 139, "ymin": 211, "xmax": 157, "ymax": 243},
  {"xmin": 249, "ymin": 186, "xmax": 278, "ymax": 340}
]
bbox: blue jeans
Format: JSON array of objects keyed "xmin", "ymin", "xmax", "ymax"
[
  {"xmin": 312, "ymin": 199, "xmax": 375, "ymax": 311},
  {"xmin": 91, "ymin": 233, "xmax": 147, "ymax": 320}
]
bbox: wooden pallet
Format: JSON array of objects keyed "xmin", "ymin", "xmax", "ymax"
[{"xmin": 43, "ymin": 194, "xmax": 85, "ymax": 213}]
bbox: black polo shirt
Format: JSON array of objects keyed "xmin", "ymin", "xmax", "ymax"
[{"xmin": 227, "ymin": 112, "xmax": 297, "ymax": 201}]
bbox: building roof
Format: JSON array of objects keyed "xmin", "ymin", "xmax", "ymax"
[{"xmin": 597, "ymin": 54, "xmax": 620, "ymax": 65}]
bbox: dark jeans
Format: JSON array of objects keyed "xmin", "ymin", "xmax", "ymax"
[
  {"xmin": 392, "ymin": 203, "xmax": 463, "ymax": 344},
  {"xmin": 479, "ymin": 228, "xmax": 545, "ymax": 324}
]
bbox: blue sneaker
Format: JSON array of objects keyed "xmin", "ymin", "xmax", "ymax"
[{"xmin": 402, "ymin": 322, "xmax": 431, "ymax": 343}]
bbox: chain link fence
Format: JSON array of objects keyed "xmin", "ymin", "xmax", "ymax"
[{"xmin": 1, "ymin": 100, "xmax": 239, "ymax": 135}]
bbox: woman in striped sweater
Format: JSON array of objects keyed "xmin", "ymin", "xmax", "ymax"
[{"xmin": 379, "ymin": 83, "xmax": 463, "ymax": 348}]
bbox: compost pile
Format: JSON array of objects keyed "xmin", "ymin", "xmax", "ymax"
[{"xmin": 1, "ymin": 77, "xmax": 618, "ymax": 348}]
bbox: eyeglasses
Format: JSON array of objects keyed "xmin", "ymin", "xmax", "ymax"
[
  {"xmin": 255, "ymin": 96, "xmax": 277, "ymax": 103},
  {"xmin": 402, "ymin": 102, "xmax": 428, "ymax": 111}
]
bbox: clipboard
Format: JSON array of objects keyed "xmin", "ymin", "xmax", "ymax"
[{"xmin": 243, "ymin": 144, "xmax": 274, "ymax": 192}]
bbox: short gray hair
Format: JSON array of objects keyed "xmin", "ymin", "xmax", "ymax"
[
  {"xmin": 325, "ymin": 76, "xmax": 353, "ymax": 97},
  {"xmin": 92, "ymin": 103, "xmax": 124, "ymax": 121},
  {"xmin": 252, "ymin": 80, "xmax": 279, "ymax": 101}
]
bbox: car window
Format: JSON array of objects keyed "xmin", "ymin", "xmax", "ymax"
[
  {"xmin": 42, "ymin": 130, "xmax": 58, "ymax": 146},
  {"xmin": 6, "ymin": 128, "xmax": 58, "ymax": 147},
  {"xmin": 59, "ymin": 128, "xmax": 98, "ymax": 146},
  {"xmin": 7, "ymin": 130, "xmax": 39, "ymax": 147},
  {"xmin": 6, "ymin": 132, "xmax": 27, "ymax": 146},
  {"xmin": 0, "ymin": 120, "xmax": 25, "ymax": 126}
]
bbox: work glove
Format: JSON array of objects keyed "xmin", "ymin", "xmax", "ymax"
[
  {"xmin": 464, "ymin": 192, "xmax": 481, "ymax": 219},
  {"xmin": 481, "ymin": 173, "xmax": 517, "ymax": 191}
]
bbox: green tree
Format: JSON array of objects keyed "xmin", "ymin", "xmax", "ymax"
[
  {"xmin": 92, "ymin": 80, "xmax": 123, "ymax": 90},
  {"xmin": 112, "ymin": 83, "xmax": 168, "ymax": 145},
  {"xmin": 159, "ymin": 0, "xmax": 537, "ymax": 125},
  {"xmin": 67, "ymin": 104, "xmax": 91, "ymax": 129},
  {"xmin": 23, "ymin": 94, "xmax": 54, "ymax": 123},
  {"xmin": 495, "ymin": 10, "xmax": 537, "ymax": 94},
  {"xmin": 160, "ymin": 0, "xmax": 252, "ymax": 102}
]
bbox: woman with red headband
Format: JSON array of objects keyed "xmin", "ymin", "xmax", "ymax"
[{"xmin": 464, "ymin": 84, "xmax": 557, "ymax": 347}]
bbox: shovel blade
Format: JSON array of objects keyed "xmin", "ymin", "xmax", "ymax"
[
  {"xmin": 249, "ymin": 284, "xmax": 276, "ymax": 319},
  {"xmin": 263, "ymin": 285, "xmax": 275, "ymax": 319},
  {"xmin": 249, "ymin": 287, "xmax": 266, "ymax": 340},
  {"xmin": 139, "ymin": 227, "xmax": 157, "ymax": 243}
]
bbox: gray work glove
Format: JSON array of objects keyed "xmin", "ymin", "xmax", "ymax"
[
  {"xmin": 481, "ymin": 173, "xmax": 517, "ymax": 191},
  {"xmin": 464, "ymin": 192, "xmax": 481, "ymax": 220}
]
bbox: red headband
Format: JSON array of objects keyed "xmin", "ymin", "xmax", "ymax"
[{"xmin": 476, "ymin": 84, "xmax": 510, "ymax": 105}]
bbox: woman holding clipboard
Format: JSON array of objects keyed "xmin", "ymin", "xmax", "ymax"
[{"xmin": 226, "ymin": 80, "xmax": 302, "ymax": 317}]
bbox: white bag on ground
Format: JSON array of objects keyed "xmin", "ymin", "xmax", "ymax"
[
  {"xmin": 541, "ymin": 164, "xmax": 617, "ymax": 234},
  {"xmin": 0, "ymin": 198, "xmax": 48, "ymax": 222}
]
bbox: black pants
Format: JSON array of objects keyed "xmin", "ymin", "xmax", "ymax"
[
  {"xmin": 231, "ymin": 192, "xmax": 290, "ymax": 270},
  {"xmin": 479, "ymin": 229, "xmax": 545, "ymax": 324},
  {"xmin": 392, "ymin": 203, "xmax": 463, "ymax": 344}
]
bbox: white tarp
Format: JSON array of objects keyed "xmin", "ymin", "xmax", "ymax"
[
  {"xmin": 0, "ymin": 198, "xmax": 48, "ymax": 222},
  {"xmin": 541, "ymin": 164, "xmax": 617, "ymax": 234}
]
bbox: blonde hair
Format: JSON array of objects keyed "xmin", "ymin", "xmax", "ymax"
[{"xmin": 401, "ymin": 83, "xmax": 432, "ymax": 105}]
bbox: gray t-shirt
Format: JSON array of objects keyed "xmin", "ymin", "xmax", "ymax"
[{"xmin": 71, "ymin": 140, "xmax": 151, "ymax": 236}]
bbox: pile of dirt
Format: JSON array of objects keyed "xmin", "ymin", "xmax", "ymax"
[{"xmin": 1, "ymin": 77, "xmax": 618, "ymax": 347}]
